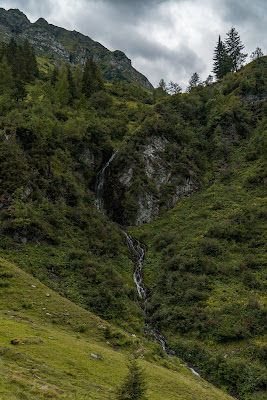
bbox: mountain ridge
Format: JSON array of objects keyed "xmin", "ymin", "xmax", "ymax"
[{"xmin": 0, "ymin": 7, "xmax": 154, "ymax": 90}]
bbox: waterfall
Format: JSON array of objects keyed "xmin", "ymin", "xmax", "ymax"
[
  {"xmin": 94, "ymin": 152, "xmax": 117, "ymax": 209},
  {"xmin": 125, "ymin": 232, "xmax": 201, "ymax": 378},
  {"xmin": 93, "ymin": 150, "xmax": 200, "ymax": 378},
  {"xmin": 124, "ymin": 233, "xmax": 147, "ymax": 299}
]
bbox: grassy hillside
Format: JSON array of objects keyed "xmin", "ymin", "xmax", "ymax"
[{"xmin": 0, "ymin": 257, "xmax": 234, "ymax": 400}]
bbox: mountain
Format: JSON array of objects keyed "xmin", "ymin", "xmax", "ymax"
[
  {"xmin": 0, "ymin": 14, "xmax": 266, "ymax": 400},
  {"xmin": 0, "ymin": 8, "xmax": 153, "ymax": 90}
]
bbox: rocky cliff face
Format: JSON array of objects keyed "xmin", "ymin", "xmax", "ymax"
[
  {"xmin": 0, "ymin": 8, "xmax": 153, "ymax": 90},
  {"xmin": 105, "ymin": 135, "xmax": 198, "ymax": 226}
]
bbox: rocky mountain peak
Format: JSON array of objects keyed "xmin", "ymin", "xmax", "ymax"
[
  {"xmin": 0, "ymin": 8, "xmax": 30, "ymax": 33},
  {"xmin": 34, "ymin": 17, "xmax": 49, "ymax": 28}
]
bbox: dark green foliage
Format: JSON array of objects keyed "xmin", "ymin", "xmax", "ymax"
[
  {"xmin": 225, "ymin": 27, "xmax": 247, "ymax": 72},
  {"xmin": 82, "ymin": 58, "xmax": 104, "ymax": 98},
  {"xmin": 0, "ymin": 46, "xmax": 266, "ymax": 400},
  {"xmin": 0, "ymin": 38, "xmax": 38, "ymax": 83},
  {"xmin": 67, "ymin": 66, "xmax": 77, "ymax": 104},
  {"xmin": 116, "ymin": 357, "xmax": 148, "ymax": 400},
  {"xmin": 187, "ymin": 72, "xmax": 201, "ymax": 92},
  {"xmin": 213, "ymin": 36, "xmax": 231, "ymax": 79}
]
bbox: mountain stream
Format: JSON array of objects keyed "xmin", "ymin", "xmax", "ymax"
[{"xmin": 94, "ymin": 151, "xmax": 200, "ymax": 378}]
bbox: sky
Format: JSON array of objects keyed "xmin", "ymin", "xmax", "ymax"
[{"xmin": 1, "ymin": 0, "xmax": 266, "ymax": 89}]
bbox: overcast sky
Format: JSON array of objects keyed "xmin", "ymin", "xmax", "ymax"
[{"xmin": 1, "ymin": 0, "xmax": 266, "ymax": 89}]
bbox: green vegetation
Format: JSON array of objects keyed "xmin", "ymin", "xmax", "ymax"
[
  {"xmin": 0, "ymin": 37, "xmax": 266, "ymax": 399},
  {"xmin": 0, "ymin": 258, "xmax": 234, "ymax": 400},
  {"xmin": 129, "ymin": 58, "xmax": 267, "ymax": 399},
  {"xmin": 116, "ymin": 357, "xmax": 148, "ymax": 400}
]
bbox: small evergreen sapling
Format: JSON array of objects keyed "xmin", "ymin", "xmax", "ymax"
[{"xmin": 116, "ymin": 357, "xmax": 148, "ymax": 400}]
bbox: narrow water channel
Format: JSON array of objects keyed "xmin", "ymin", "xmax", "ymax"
[{"xmin": 94, "ymin": 151, "xmax": 201, "ymax": 378}]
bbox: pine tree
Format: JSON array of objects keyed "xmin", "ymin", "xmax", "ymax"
[
  {"xmin": 187, "ymin": 72, "xmax": 200, "ymax": 92},
  {"xmin": 213, "ymin": 35, "xmax": 230, "ymax": 79},
  {"xmin": 55, "ymin": 68, "xmax": 70, "ymax": 107},
  {"xmin": 67, "ymin": 66, "xmax": 77, "ymax": 105},
  {"xmin": 0, "ymin": 56, "xmax": 14, "ymax": 95},
  {"xmin": 116, "ymin": 357, "xmax": 147, "ymax": 400},
  {"xmin": 82, "ymin": 58, "xmax": 104, "ymax": 99},
  {"xmin": 158, "ymin": 78, "xmax": 167, "ymax": 91},
  {"xmin": 225, "ymin": 27, "xmax": 247, "ymax": 72},
  {"xmin": 21, "ymin": 40, "xmax": 38, "ymax": 82},
  {"xmin": 73, "ymin": 63, "xmax": 83, "ymax": 98},
  {"xmin": 51, "ymin": 66, "xmax": 59, "ymax": 87}
]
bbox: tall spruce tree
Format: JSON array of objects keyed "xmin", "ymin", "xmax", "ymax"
[
  {"xmin": 67, "ymin": 66, "xmax": 77, "ymax": 105},
  {"xmin": 225, "ymin": 27, "xmax": 247, "ymax": 72},
  {"xmin": 213, "ymin": 35, "xmax": 230, "ymax": 79},
  {"xmin": 82, "ymin": 58, "xmax": 104, "ymax": 99}
]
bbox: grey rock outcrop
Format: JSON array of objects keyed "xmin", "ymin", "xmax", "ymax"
[{"xmin": 112, "ymin": 135, "xmax": 198, "ymax": 225}]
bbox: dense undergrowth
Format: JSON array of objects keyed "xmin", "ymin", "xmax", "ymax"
[
  {"xmin": 129, "ymin": 60, "xmax": 267, "ymax": 398},
  {"xmin": 0, "ymin": 41, "xmax": 266, "ymax": 399}
]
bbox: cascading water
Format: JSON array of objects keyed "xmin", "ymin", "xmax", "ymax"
[
  {"xmin": 94, "ymin": 151, "xmax": 200, "ymax": 378},
  {"xmin": 94, "ymin": 151, "xmax": 117, "ymax": 210},
  {"xmin": 124, "ymin": 232, "xmax": 200, "ymax": 377},
  {"xmin": 124, "ymin": 233, "xmax": 146, "ymax": 299}
]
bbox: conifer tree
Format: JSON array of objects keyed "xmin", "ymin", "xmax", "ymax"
[
  {"xmin": 67, "ymin": 66, "xmax": 77, "ymax": 105},
  {"xmin": 21, "ymin": 40, "xmax": 38, "ymax": 82},
  {"xmin": 187, "ymin": 72, "xmax": 200, "ymax": 92},
  {"xmin": 82, "ymin": 58, "xmax": 104, "ymax": 99},
  {"xmin": 0, "ymin": 56, "xmax": 14, "ymax": 95},
  {"xmin": 158, "ymin": 78, "xmax": 167, "ymax": 91},
  {"xmin": 51, "ymin": 66, "xmax": 59, "ymax": 87},
  {"xmin": 73, "ymin": 63, "xmax": 83, "ymax": 98},
  {"xmin": 213, "ymin": 35, "xmax": 230, "ymax": 79},
  {"xmin": 225, "ymin": 27, "xmax": 247, "ymax": 72},
  {"xmin": 55, "ymin": 68, "xmax": 70, "ymax": 107},
  {"xmin": 116, "ymin": 357, "xmax": 147, "ymax": 400}
]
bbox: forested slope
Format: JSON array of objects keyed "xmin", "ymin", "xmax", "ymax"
[{"xmin": 0, "ymin": 38, "xmax": 266, "ymax": 399}]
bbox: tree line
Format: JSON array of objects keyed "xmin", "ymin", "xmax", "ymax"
[
  {"xmin": 158, "ymin": 26, "xmax": 264, "ymax": 94},
  {"xmin": 0, "ymin": 37, "xmax": 105, "ymax": 104}
]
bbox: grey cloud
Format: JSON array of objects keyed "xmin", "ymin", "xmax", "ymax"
[
  {"xmin": 1, "ymin": 0, "xmax": 54, "ymax": 20},
  {"xmin": 2, "ymin": 0, "xmax": 266, "ymax": 89},
  {"xmin": 223, "ymin": 0, "xmax": 266, "ymax": 23}
]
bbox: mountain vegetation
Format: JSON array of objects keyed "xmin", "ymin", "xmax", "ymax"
[{"xmin": 0, "ymin": 12, "xmax": 266, "ymax": 400}]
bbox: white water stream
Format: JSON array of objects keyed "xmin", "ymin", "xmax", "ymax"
[
  {"xmin": 94, "ymin": 151, "xmax": 117, "ymax": 210},
  {"xmin": 124, "ymin": 232, "xmax": 200, "ymax": 377},
  {"xmin": 94, "ymin": 153, "xmax": 200, "ymax": 378}
]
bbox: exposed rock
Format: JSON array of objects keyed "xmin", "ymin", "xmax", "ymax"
[
  {"xmin": 11, "ymin": 338, "xmax": 20, "ymax": 345},
  {"xmin": 113, "ymin": 135, "xmax": 198, "ymax": 225},
  {"xmin": 118, "ymin": 167, "xmax": 133, "ymax": 187},
  {"xmin": 136, "ymin": 192, "xmax": 159, "ymax": 225}
]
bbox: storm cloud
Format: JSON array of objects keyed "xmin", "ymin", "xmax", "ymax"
[{"xmin": 1, "ymin": 0, "xmax": 266, "ymax": 89}]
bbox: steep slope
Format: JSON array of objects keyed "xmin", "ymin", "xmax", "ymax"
[
  {"xmin": 0, "ymin": 8, "xmax": 153, "ymax": 90},
  {"xmin": 127, "ymin": 59, "xmax": 267, "ymax": 399},
  {"xmin": 102, "ymin": 57, "xmax": 267, "ymax": 226},
  {"xmin": 0, "ymin": 257, "xmax": 234, "ymax": 400},
  {"xmin": 0, "ymin": 31, "xmax": 266, "ymax": 400}
]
